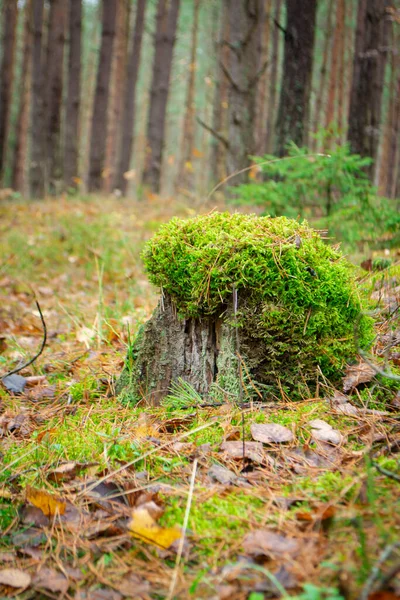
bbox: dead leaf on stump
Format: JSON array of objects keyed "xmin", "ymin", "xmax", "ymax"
[{"xmin": 251, "ymin": 423, "xmax": 294, "ymax": 444}]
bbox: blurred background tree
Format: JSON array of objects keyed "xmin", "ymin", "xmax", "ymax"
[{"xmin": 0, "ymin": 0, "xmax": 398, "ymax": 216}]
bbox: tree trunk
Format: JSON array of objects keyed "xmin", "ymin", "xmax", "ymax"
[
  {"xmin": 209, "ymin": 2, "xmax": 229, "ymax": 187},
  {"xmin": 12, "ymin": 0, "xmax": 32, "ymax": 193},
  {"xmin": 265, "ymin": 0, "xmax": 282, "ymax": 154},
  {"xmin": 103, "ymin": 0, "xmax": 130, "ymax": 194},
  {"xmin": 325, "ymin": 0, "xmax": 345, "ymax": 130},
  {"xmin": 275, "ymin": 0, "xmax": 317, "ymax": 156},
  {"xmin": 0, "ymin": 0, "xmax": 18, "ymax": 183},
  {"xmin": 347, "ymin": 0, "xmax": 390, "ymax": 179},
  {"xmin": 255, "ymin": 0, "xmax": 272, "ymax": 155},
  {"xmin": 224, "ymin": 0, "xmax": 263, "ymax": 184},
  {"xmin": 115, "ymin": 0, "xmax": 146, "ymax": 195},
  {"xmin": 44, "ymin": 0, "xmax": 67, "ymax": 194},
  {"xmin": 142, "ymin": 0, "xmax": 180, "ymax": 193},
  {"xmin": 311, "ymin": 0, "xmax": 334, "ymax": 150},
  {"xmin": 175, "ymin": 0, "xmax": 200, "ymax": 192},
  {"xmin": 30, "ymin": 0, "xmax": 45, "ymax": 198},
  {"xmin": 88, "ymin": 0, "xmax": 117, "ymax": 192},
  {"xmin": 64, "ymin": 0, "xmax": 82, "ymax": 190}
]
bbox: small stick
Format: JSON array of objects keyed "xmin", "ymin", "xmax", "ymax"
[
  {"xmin": 167, "ymin": 458, "xmax": 198, "ymax": 600},
  {"xmin": 359, "ymin": 542, "xmax": 400, "ymax": 600},
  {"xmin": 1, "ymin": 300, "xmax": 47, "ymax": 379}
]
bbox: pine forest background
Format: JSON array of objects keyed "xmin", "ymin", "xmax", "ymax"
[{"xmin": 0, "ymin": 0, "xmax": 399, "ymax": 217}]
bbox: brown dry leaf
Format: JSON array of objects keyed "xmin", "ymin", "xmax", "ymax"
[
  {"xmin": 33, "ymin": 568, "xmax": 69, "ymax": 594},
  {"xmin": 0, "ymin": 568, "xmax": 31, "ymax": 588},
  {"xmin": 220, "ymin": 441, "xmax": 266, "ymax": 464},
  {"xmin": 343, "ymin": 361, "xmax": 375, "ymax": 392},
  {"xmin": 47, "ymin": 461, "xmax": 96, "ymax": 483},
  {"xmin": 208, "ymin": 464, "xmax": 238, "ymax": 485},
  {"xmin": 113, "ymin": 572, "xmax": 150, "ymax": 598},
  {"xmin": 309, "ymin": 419, "xmax": 343, "ymax": 445},
  {"xmin": 295, "ymin": 504, "xmax": 336, "ymax": 522},
  {"xmin": 242, "ymin": 529, "xmax": 299, "ymax": 559},
  {"xmin": 251, "ymin": 423, "xmax": 294, "ymax": 444},
  {"xmin": 128, "ymin": 506, "xmax": 181, "ymax": 549},
  {"xmin": 26, "ymin": 486, "xmax": 66, "ymax": 516}
]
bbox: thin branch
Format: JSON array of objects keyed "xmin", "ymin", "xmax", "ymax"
[
  {"xmin": 248, "ymin": 59, "xmax": 269, "ymax": 89},
  {"xmin": 1, "ymin": 300, "xmax": 47, "ymax": 379},
  {"xmin": 273, "ymin": 19, "xmax": 287, "ymax": 35},
  {"xmin": 373, "ymin": 461, "xmax": 400, "ymax": 482},
  {"xmin": 196, "ymin": 117, "xmax": 229, "ymax": 150},
  {"xmin": 219, "ymin": 59, "xmax": 244, "ymax": 93}
]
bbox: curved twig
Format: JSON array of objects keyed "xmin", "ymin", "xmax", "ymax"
[{"xmin": 1, "ymin": 300, "xmax": 47, "ymax": 379}]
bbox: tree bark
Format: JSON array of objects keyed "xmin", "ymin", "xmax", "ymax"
[
  {"xmin": 12, "ymin": 0, "xmax": 32, "ymax": 193},
  {"xmin": 64, "ymin": 0, "xmax": 82, "ymax": 190},
  {"xmin": 265, "ymin": 0, "xmax": 282, "ymax": 153},
  {"xmin": 30, "ymin": 0, "xmax": 45, "ymax": 198},
  {"xmin": 224, "ymin": 0, "xmax": 263, "ymax": 184},
  {"xmin": 44, "ymin": 0, "xmax": 67, "ymax": 194},
  {"xmin": 115, "ymin": 0, "xmax": 146, "ymax": 195},
  {"xmin": 142, "ymin": 0, "xmax": 180, "ymax": 193},
  {"xmin": 255, "ymin": 0, "xmax": 272, "ymax": 155},
  {"xmin": 275, "ymin": 0, "xmax": 317, "ymax": 156},
  {"xmin": 347, "ymin": 0, "xmax": 390, "ymax": 179},
  {"xmin": 88, "ymin": 0, "xmax": 117, "ymax": 192},
  {"xmin": 209, "ymin": 2, "xmax": 229, "ymax": 187},
  {"xmin": 0, "ymin": 0, "xmax": 18, "ymax": 183},
  {"xmin": 175, "ymin": 0, "xmax": 200, "ymax": 192},
  {"xmin": 311, "ymin": 0, "xmax": 334, "ymax": 150},
  {"xmin": 103, "ymin": 0, "xmax": 130, "ymax": 194}
]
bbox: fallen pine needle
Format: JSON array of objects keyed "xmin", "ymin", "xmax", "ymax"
[{"xmin": 167, "ymin": 458, "xmax": 198, "ymax": 600}]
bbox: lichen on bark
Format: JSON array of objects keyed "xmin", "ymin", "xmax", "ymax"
[{"xmin": 117, "ymin": 212, "xmax": 373, "ymax": 404}]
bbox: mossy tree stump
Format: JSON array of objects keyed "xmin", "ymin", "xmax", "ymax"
[{"xmin": 117, "ymin": 213, "xmax": 373, "ymax": 404}]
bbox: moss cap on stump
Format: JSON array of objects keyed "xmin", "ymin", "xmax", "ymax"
[{"xmin": 120, "ymin": 212, "xmax": 373, "ymax": 403}]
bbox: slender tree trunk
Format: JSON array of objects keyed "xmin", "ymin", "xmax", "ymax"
[
  {"xmin": 385, "ymin": 29, "xmax": 400, "ymax": 199},
  {"xmin": 0, "ymin": 0, "xmax": 18, "ymax": 182},
  {"xmin": 103, "ymin": 0, "xmax": 130, "ymax": 194},
  {"xmin": 115, "ymin": 0, "xmax": 146, "ymax": 195},
  {"xmin": 44, "ymin": 0, "xmax": 67, "ymax": 194},
  {"xmin": 337, "ymin": 0, "xmax": 346, "ymax": 140},
  {"xmin": 30, "ymin": 0, "xmax": 45, "ymax": 198},
  {"xmin": 347, "ymin": 0, "xmax": 390, "ymax": 179},
  {"xmin": 64, "ymin": 0, "xmax": 82, "ymax": 189},
  {"xmin": 209, "ymin": 2, "xmax": 229, "ymax": 187},
  {"xmin": 12, "ymin": 0, "xmax": 32, "ymax": 193},
  {"xmin": 325, "ymin": 0, "xmax": 345, "ymax": 129},
  {"xmin": 88, "ymin": 0, "xmax": 117, "ymax": 192},
  {"xmin": 311, "ymin": 0, "xmax": 334, "ymax": 150},
  {"xmin": 175, "ymin": 0, "xmax": 200, "ymax": 192},
  {"xmin": 275, "ymin": 0, "xmax": 317, "ymax": 156},
  {"xmin": 265, "ymin": 0, "xmax": 282, "ymax": 154},
  {"xmin": 224, "ymin": 0, "xmax": 263, "ymax": 184},
  {"xmin": 142, "ymin": 0, "xmax": 180, "ymax": 193},
  {"xmin": 255, "ymin": 0, "xmax": 272, "ymax": 155}
]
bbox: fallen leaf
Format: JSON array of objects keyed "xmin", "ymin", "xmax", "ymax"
[
  {"xmin": 242, "ymin": 529, "xmax": 299, "ymax": 559},
  {"xmin": 309, "ymin": 419, "xmax": 343, "ymax": 445},
  {"xmin": 0, "ymin": 568, "xmax": 31, "ymax": 588},
  {"xmin": 128, "ymin": 507, "xmax": 181, "ymax": 549},
  {"xmin": 220, "ymin": 441, "xmax": 266, "ymax": 464},
  {"xmin": 26, "ymin": 486, "xmax": 66, "ymax": 516},
  {"xmin": 113, "ymin": 572, "xmax": 150, "ymax": 597},
  {"xmin": 296, "ymin": 504, "xmax": 336, "ymax": 522},
  {"xmin": 208, "ymin": 464, "xmax": 238, "ymax": 485},
  {"xmin": 343, "ymin": 361, "xmax": 375, "ymax": 392},
  {"xmin": 86, "ymin": 588, "xmax": 123, "ymax": 600},
  {"xmin": 251, "ymin": 423, "xmax": 294, "ymax": 444},
  {"xmin": 1, "ymin": 374, "xmax": 26, "ymax": 394},
  {"xmin": 47, "ymin": 461, "xmax": 95, "ymax": 483},
  {"xmin": 33, "ymin": 568, "xmax": 69, "ymax": 594}
]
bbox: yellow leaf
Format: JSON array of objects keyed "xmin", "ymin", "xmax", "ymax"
[
  {"xmin": 72, "ymin": 177, "xmax": 82, "ymax": 185},
  {"xmin": 192, "ymin": 148, "xmax": 203, "ymax": 159},
  {"xmin": 128, "ymin": 507, "xmax": 181, "ymax": 549},
  {"xmin": 185, "ymin": 161, "xmax": 194, "ymax": 172},
  {"xmin": 26, "ymin": 486, "xmax": 66, "ymax": 517}
]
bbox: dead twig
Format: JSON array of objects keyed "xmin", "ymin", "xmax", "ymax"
[
  {"xmin": 1, "ymin": 300, "xmax": 47, "ymax": 379},
  {"xmin": 372, "ymin": 461, "xmax": 400, "ymax": 482}
]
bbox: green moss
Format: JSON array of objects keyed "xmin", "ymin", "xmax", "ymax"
[{"xmin": 142, "ymin": 213, "xmax": 373, "ymax": 386}]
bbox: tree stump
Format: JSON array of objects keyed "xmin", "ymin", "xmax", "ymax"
[{"xmin": 117, "ymin": 213, "xmax": 373, "ymax": 405}]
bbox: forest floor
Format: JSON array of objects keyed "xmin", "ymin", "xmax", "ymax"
[{"xmin": 0, "ymin": 195, "xmax": 399, "ymax": 600}]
